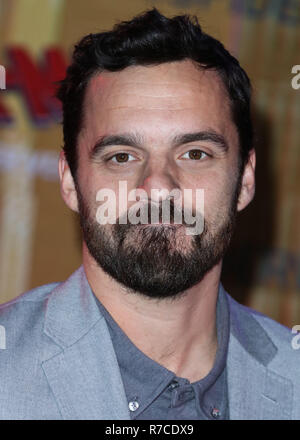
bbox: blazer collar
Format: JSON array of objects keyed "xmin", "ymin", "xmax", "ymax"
[
  {"xmin": 225, "ymin": 289, "xmax": 278, "ymax": 366},
  {"xmin": 43, "ymin": 265, "xmax": 101, "ymax": 348},
  {"xmin": 224, "ymin": 287, "xmax": 293, "ymax": 419},
  {"xmin": 42, "ymin": 266, "xmax": 130, "ymax": 420}
]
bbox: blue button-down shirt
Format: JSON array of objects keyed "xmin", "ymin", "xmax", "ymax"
[{"xmin": 94, "ymin": 285, "xmax": 230, "ymax": 420}]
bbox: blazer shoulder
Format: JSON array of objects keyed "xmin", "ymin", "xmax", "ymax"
[
  {"xmin": 0, "ymin": 281, "xmax": 62, "ymax": 323},
  {"xmin": 0, "ymin": 280, "xmax": 64, "ymax": 371}
]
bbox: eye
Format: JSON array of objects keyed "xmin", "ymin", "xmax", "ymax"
[
  {"xmin": 109, "ymin": 152, "xmax": 135, "ymax": 163},
  {"xmin": 181, "ymin": 149, "xmax": 209, "ymax": 160}
]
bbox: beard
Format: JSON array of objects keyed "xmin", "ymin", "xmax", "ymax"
[{"xmin": 76, "ymin": 179, "xmax": 241, "ymax": 300}]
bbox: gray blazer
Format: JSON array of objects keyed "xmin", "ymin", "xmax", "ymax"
[{"xmin": 0, "ymin": 266, "xmax": 299, "ymax": 420}]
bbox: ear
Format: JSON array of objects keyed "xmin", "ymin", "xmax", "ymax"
[
  {"xmin": 237, "ymin": 148, "xmax": 256, "ymax": 212},
  {"xmin": 58, "ymin": 151, "xmax": 79, "ymax": 212}
]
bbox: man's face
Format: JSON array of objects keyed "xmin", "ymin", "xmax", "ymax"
[{"xmin": 65, "ymin": 60, "xmax": 251, "ymax": 299}]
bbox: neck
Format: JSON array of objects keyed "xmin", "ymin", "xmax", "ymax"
[{"xmin": 83, "ymin": 244, "xmax": 222, "ymax": 383}]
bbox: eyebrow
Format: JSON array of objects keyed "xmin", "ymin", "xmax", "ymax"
[
  {"xmin": 173, "ymin": 131, "xmax": 229, "ymax": 151},
  {"xmin": 90, "ymin": 133, "xmax": 144, "ymax": 159},
  {"xmin": 89, "ymin": 130, "xmax": 228, "ymax": 160}
]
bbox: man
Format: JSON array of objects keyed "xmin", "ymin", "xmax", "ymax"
[{"xmin": 0, "ymin": 8, "xmax": 299, "ymax": 420}]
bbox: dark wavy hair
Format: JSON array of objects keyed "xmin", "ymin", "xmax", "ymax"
[{"xmin": 57, "ymin": 7, "xmax": 253, "ymax": 180}]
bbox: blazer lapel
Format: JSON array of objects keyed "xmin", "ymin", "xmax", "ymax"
[
  {"xmin": 225, "ymin": 291, "xmax": 293, "ymax": 420},
  {"xmin": 41, "ymin": 266, "xmax": 130, "ymax": 420}
]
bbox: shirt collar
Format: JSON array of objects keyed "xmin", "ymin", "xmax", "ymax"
[{"xmin": 94, "ymin": 283, "xmax": 230, "ymax": 419}]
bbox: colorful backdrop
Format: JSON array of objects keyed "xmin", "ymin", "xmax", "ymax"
[{"xmin": 0, "ymin": 0, "xmax": 299, "ymax": 327}]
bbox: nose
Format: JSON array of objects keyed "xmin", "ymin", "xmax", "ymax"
[{"xmin": 137, "ymin": 167, "xmax": 179, "ymax": 203}]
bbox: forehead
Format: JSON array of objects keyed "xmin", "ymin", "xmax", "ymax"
[{"xmin": 81, "ymin": 60, "xmax": 236, "ymax": 144}]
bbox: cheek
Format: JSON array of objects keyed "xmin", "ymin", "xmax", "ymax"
[
  {"xmin": 82, "ymin": 178, "xmax": 146, "ymax": 222},
  {"xmin": 190, "ymin": 171, "xmax": 236, "ymax": 220},
  {"xmin": 77, "ymin": 167, "xmax": 118, "ymax": 218}
]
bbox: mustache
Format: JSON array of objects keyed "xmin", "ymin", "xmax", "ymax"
[{"xmin": 116, "ymin": 198, "xmax": 199, "ymax": 227}]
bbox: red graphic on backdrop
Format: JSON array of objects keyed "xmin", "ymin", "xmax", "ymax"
[{"xmin": 0, "ymin": 47, "xmax": 67, "ymax": 125}]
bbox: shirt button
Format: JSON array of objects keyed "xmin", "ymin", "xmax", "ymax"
[
  {"xmin": 128, "ymin": 400, "xmax": 139, "ymax": 412},
  {"xmin": 168, "ymin": 380, "xmax": 179, "ymax": 390},
  {"xmin": 211, "ymin": 407, "xmax": 221, "ymax": 419}
]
